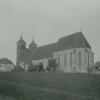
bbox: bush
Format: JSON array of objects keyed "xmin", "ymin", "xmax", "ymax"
[
  {"xmin": 28, "ymin": 63, "xmax": 44, "ymax": 72},
  {"xmin": 11, "ymin": 66, "xmax": 25, "ymax": 72},
  {"xmin": 46, "ymin": 59, "xmax": 58, "ymax": 72},
  {"xmin": 37, "ymin": 63, "xmax": 44, "ymax": 72},
  {"xmin": 27, "ymin": 64, "xmax": 36, "ymax": 72},
  {"xmin": 94, "ymin": 61, "xmax": 100, "ymax": 71}
]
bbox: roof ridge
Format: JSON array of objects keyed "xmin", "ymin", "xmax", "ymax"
[
  {"xmin": 38, "ymin": 42, "xmax": 57, "ymax": 48},
  {"xmin": 81, "ymin": 33, "xmax": 91, "ymax": 49},
  {"xmin": 0, "ymin": 58, "xmax": 14, "ymax": 64},
  {"xmin": 59, "ymin": 31, "xmax": 82, "ymax": 41}
]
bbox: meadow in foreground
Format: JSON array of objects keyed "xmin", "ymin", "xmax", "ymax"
[{"xmin": 0, "ymin": 72, "xmax": 99, "ymax": 100}]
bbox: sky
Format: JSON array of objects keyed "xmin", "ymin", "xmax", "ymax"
[{"xmin": 0, "ymin": 0, "xmax": 100, "ymax": 64}]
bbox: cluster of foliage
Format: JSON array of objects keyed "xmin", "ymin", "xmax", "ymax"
[
  {"xmin": 11, "ymin": 65, "xmax": 25, "ymax": 72},
  {"xmin": 87, "ymin": 66, "xmax": 94, "ymax": 73},
  {"xmin": 13, "ymin": 60, "xmax": 100, "ymax": 73},
  {"xmin": 12, "ymin": 58, "xmax": 58, "ymax": 72},
  {"xmin": 46, "ymin": 59, "xmax": 58, "ymax": 72},
  {"xmin": 94, "ymin": 61, "xmax": 100, "ymax": 71},
  {"xmin": 87, "ymin": 61, "xmax": 100, "ymax": 73},
  {"xmin": 27, "ymin": 59, "xmax": 58, "ymax": 72},
  {"xmin": 27, "ymin": 63, "xmax": 44, "ymax": 72}
]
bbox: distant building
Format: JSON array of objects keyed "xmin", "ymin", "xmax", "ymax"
[
  {"xmin": 0, "ymin": 58, "xmax": 15, "ymax": 72},
  {"xmin": 16, "ymin": 32, "xmax": 94, "ymax": 73}
]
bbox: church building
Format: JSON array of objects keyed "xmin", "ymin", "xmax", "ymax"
[{"xmin": 16, "ymin": 32, "xmax": 94, "ymax": 73}]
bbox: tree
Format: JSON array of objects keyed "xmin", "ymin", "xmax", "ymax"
[
  {"xmin": 46, "ymin": 59, "xmax": 58, "ymax": 72},
  {"xmin": 27, "ymin": 62, "xmax": 44, "ymax": 72},
  {"xmin": 87, "ymin": 66, "xmax": 93, "ymax": 73},
  {"xmin": 94, "ymin": 61, "xmax": 100, "ymax": 71},
  {"xmin": 11, "ymin": 65, "xmax": 24, "ymax": 72},
  {"xmin": 27, "ymin": 63, "xmax": 38, "ymax": 72},
  {"xmin": 37, "ymin": 63, "xmax": 44, "ymax": 72},
  {"xmin": 27, "ymin": 64, "xmax": 35, "ymax": 72}
]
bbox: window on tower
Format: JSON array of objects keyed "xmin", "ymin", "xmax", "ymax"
[{"xmin": 21, "ymin": 45, "xmax": 25, "ymax": 49}]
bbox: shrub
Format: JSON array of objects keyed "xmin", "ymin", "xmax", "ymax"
[
  {"xmin": 28, "ymin": 63, "xmax": 44, "ymax": 72},
  {"xmin": 11, "ymin": 65, "xmax": 24, "ymax": 72},
  {"xmin": 46, "ymin": 59, "xmax": 58, "ymax": 72}
]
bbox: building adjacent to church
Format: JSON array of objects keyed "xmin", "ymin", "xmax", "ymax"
[
  {"xmin": 0, "ymin": 58, "xmax": 15, "ymax": 72},
  {"xmin": 16, "ymin": 32, "xmax": 94, "ymax": 73}
]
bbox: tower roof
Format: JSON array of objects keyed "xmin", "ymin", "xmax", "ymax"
[
  {"xmin": 0, "ymin": 58, "xmax": 14, "ymax": 64},
  {"xmin": 29, "ymin": 38, "xmax": 37, "ymax": 48},
  {"xmin": 17, "ymin": 34, "xmax": 26, "ymax": 44}
]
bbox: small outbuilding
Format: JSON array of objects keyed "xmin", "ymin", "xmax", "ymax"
[{"xmin": 0, "ymin": 58, "xmax": 15, "ymax": 72}]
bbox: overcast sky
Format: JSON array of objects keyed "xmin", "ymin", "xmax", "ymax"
[{"xmin": 0, "ymin": 0, "xmax": 100, "ymax": 64}]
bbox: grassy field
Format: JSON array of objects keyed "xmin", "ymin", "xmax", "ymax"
[
  {"xmin": 0, "ymin": 94, "xmax": 18, "ymax": 100},
  {"xmin": 0, "ymin": 72, "xmax": 99, "ymax": 100}
]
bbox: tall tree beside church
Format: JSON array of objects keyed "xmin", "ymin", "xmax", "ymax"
[
  {"xmin": 46, "ymin": 59, "xmax": 58, "ymax": 72},
  {"xmin": 94, "ymin": 61, "xmax": 100, "ymax": 71}
]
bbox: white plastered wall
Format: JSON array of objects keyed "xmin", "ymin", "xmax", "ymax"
[
  {"xmin": 31, "ymin": 48, "xmax": 94, "ymax": 73},
  {"xmin": 53, "ymin": 48, "xmax": 94, "ymax": 73},
  {"xmin": 0, "ymin": 64, "xmax": 14, "ymax": 72}
]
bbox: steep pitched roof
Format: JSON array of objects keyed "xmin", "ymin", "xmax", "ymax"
[
  {"xmin": 57, "ymin": 31, "xmax": 91, "ymax": 51},
  {"xmin": 27, "ymin": 43, "xmax": 57, "ymax": 61},
  {"xmin": 0, "ymin": 58, "xmax": 14, "ymax": 64},
  {"xmin": 29, "ymin": 39, "xmax": 37, "ymax": 48},
  {"xmin": 28, "ymin": 32, "xmax": 91, "ymax": 61}
]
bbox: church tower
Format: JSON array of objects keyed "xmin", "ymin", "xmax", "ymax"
[
  {"xmin": 16, "ymin": 34, "xmax": 26, "ymax": 66},
  {"xmin": 29, "ymin": 38, "xmax": 37, "ymax": 52}
]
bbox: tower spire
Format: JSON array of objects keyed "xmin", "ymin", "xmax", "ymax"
[
  {"xmin": 29, "ymin": 37, "xmax": 37, "ymax": 50},
  {"xmin": 80, "ymin": 27, "xmax": 82, "ymax": 32},
  {"xmin": 20, "ymin": 32, "xmax": 23, "ymax": 40},
  {"xmin": 17, "ymin": 32, "xmax": 26, "ymax": 44},
  {"xmin": 32, "ymin": 38, "xmax": 35, "ymax": 43}
]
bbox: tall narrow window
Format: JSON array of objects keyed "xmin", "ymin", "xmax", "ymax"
[
  {"xmin": 78, "ymin": 52, "xmax": 81, "ymax": 67},
  {"xmin": 58, "ymin": 55, "xmax": 60, "ymax": 67},
  {"xmin": 64, "ymin": 54, "xmax": 67, "ymax": 67},
  {"xmin": 92, "ymin": 53, "xmax": 94, "ymax": 64},
  {"xmin": 70, "ymin": 53, "xmax": 72, "ymax": 67}
]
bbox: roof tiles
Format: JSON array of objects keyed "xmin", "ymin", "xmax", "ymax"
[{"xmin": 28, "ymin": 32, "xmax": 91, "ymax": 61}]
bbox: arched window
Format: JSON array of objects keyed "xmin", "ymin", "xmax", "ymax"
[
  {"xmin": 58, "ymin": 55, "xmax": 60, "ymax": 67},
  {"xmin": 21, "ymin": 45, "xmax": 25, "ymax": 49},
  {"xmin": 78, "ymin": 52, "xmax": 81, "ymax": 67},
  {"xmin": 70, "ymin": 53, "xmax": 72, "ymax": 67},
  {"xmin": 64, "ymin": 54, "xmax": 67, "ymax": 67}
]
